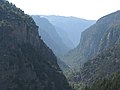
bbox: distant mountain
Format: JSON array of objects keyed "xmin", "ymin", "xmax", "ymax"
[
  {"xmin": 42, "ymin": 15, "xmax": 95, "ymax": 47},
  {"xmin": 32, "ymin": 16, "xmax": 70, "ymax": 72},
  {"xmin": 63, "ymin": 11, "xmax": 120, "ymax": 69},
  {"xmin": 55, "ymin": 26, "xmax": 75, "ymax": 49},
  {"xmin": 0, "ymin": 1, "xmax": 73, "ymax": 90},
  {"xmin": 32, "ymin": 15, "xmax": 69, "ymax": 57}
]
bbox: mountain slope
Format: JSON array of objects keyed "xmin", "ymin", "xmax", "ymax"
[
  {"xmin": 81, "ymin": 44, "xmax": 120, "ymax": 85},
  {"xmin": 32, "ymin": 15, "xmax": 69, "ymax": 57},
  {"xmin": 76, "ymin": 11, "xmax": 120, "ymax": 86},
  {"xmin": 55, "ymin": 26, "xmax": 75, "ymax": 49},
  {"xmin": 83, "ymin": 72, "xmax": 120, "ymax": 90},
  {"xmin": 79, "ymin": 10, "xmax": 120, "ymax": 60},
  {"xmin": 42, "ymin": 15, "xmax": 95, "ymax": 47},
  {"xmin": 0, "ymin": 1, "xmax": 73, "ymax": 90},
  {"xmin": 64, "ymin": 11, "xmax": 120, "ymax": 69}
]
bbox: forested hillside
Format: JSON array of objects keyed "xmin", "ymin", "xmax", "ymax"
[{"xmin": 0, "ymin": 1, "xmax": 73, "ymax": 90}]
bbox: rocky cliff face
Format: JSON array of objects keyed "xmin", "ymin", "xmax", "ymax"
[
  {"xmin": 64, "ymin": 11, "xmax": 120, "ymax": 69},
  {"xmin": 0, "ymin": 1, "xmax": 73, "ymax": 90},
  {"xmin": 79, "ymin": 10, "xmax": 120, "ymax": 60},
  {"xmin": 99, "ymin": 24, "xmax": 120, "ymax": 51},
  {"xmin": 78, "ymin": 11, "xmax": 120, "ymax": 86}
]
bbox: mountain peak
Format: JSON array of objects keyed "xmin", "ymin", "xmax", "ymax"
[{"xmin": 97, "ymin": 10, "xmax": 120, "ymax": 24}]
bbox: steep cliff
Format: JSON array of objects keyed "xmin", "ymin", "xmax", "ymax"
[
  {"xmin": 79, "ymin": 11, "xmax": 120, "ymax": 59},
  {"xmin": 64, "ymin": 11, "xmax": 120, "ymax": 69},
  {"xmin": 78, "ymin": 11, "xmax": 120, "ymax": 86},
  {"xmin": 0, "ymin": 1, "xmax": 73, "ymax": 90}
]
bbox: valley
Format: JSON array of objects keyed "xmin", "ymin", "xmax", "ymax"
[
  {"xmin": 0, "ymin": 0, "xmax": 120, "ymax": 90},
  {"xmin": 31, "ymin": 11, "xmax": 120, "ymax": 90}
]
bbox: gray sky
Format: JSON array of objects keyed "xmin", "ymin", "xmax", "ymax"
[{"xmin": 8, "ymin": 0, "xmax": 120, "ymax": 20}]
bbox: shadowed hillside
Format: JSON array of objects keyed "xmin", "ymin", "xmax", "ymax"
[{"xmin": 0, "ymin": 1, "xmax": 73, "ymax": 90}]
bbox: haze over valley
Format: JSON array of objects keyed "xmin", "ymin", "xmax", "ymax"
[{"xmin": 0, "ymin": 0, "xmax": 120, "ymax": 90}]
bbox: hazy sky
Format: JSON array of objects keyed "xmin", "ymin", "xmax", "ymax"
[{"xmin": 8, "ymin": 0, "xmax": 120, "ymax": 20}]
